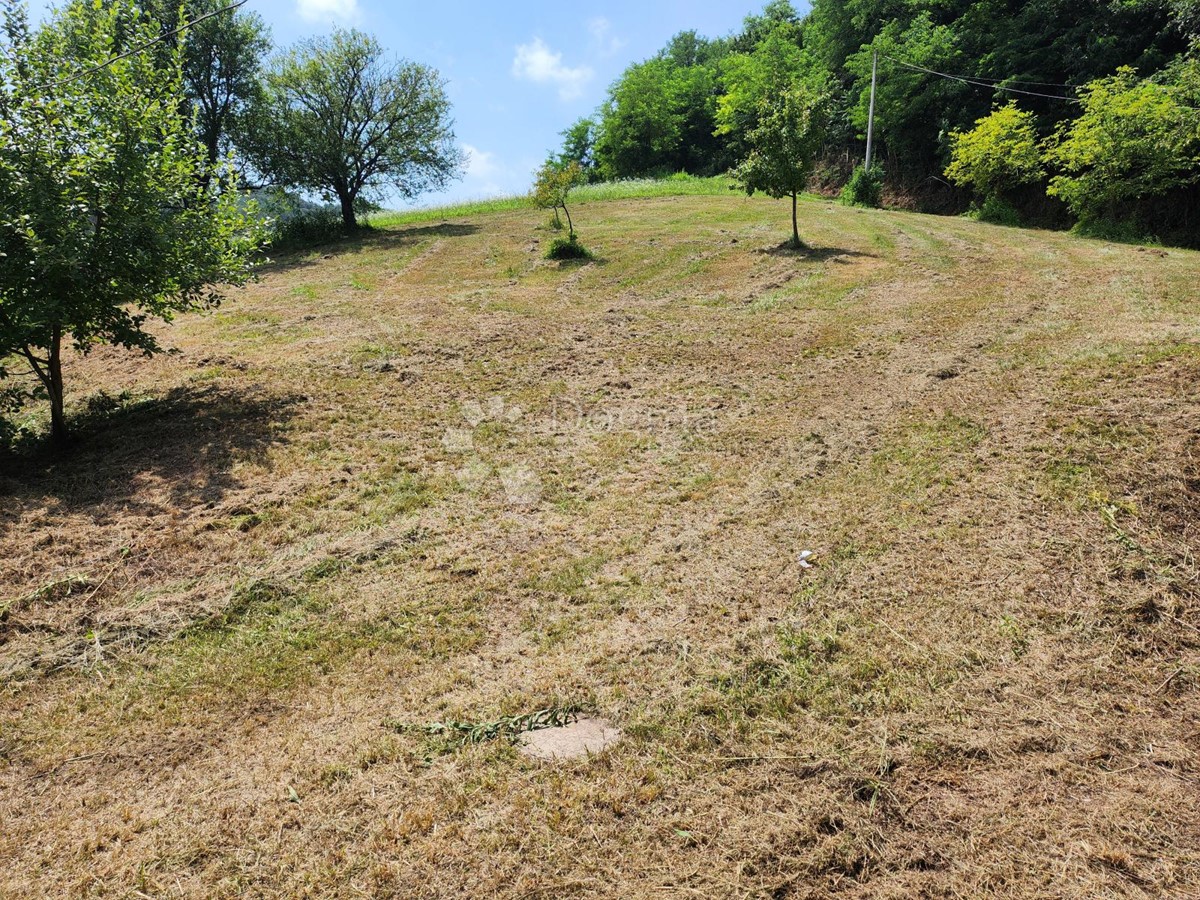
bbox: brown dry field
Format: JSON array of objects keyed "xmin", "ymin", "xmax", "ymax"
[{"xmin": 2, "ymin": 193, "xmax": 1200, "ymax": 898}]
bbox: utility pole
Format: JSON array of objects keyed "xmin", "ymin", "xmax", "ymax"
[{"xmin": 864, "ymin": 50, "xmax": 878, "ymax": 171}]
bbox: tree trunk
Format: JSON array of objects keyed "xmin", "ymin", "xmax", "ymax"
[
  {"xmin": 47, "ymin": 326, "xmax": 67, "ymax": 448},
  {"xmin": 199, "ymin": 130, "xmax": 220, "ymax": 193},
  {"xmin": 563, "ymin": 203, "xmax": 574, "ymax": 240},
  {"xmin": 339, "ymin": 191, "xmax": 358, "ymax": 230},
  {"xmin": 791, "ymin": 192, "xmax": 801, "ymax": 249}
]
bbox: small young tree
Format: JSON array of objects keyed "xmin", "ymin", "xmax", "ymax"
[
  {"xmin": 0, "ymin": 1, "xmax": 264, "ymax": 446},
  {"xmin": 945, "ymin": 102, "xmax": 1044, "ymax": 201},
  {"xmin": 532, "ymin": 161, "xmax": 584, "ymax": 238},
  {"xmin": 732, "ymin": 86, "xmax": 831, "ymax": 248},
  {"xmin": 244, "ymin": 29, "xmax": 464, "ymax": 230}
]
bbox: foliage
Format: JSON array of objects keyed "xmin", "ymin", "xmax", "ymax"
[
  {"xmin": 840, "ymin": 164, "xmax": 884, "ymax": 207},
  {"xmin": 1045, "ymin": 67, "xmax": 1200, "ymax": 225},
  {"xmin": 0, "ymin": 0, "xmax": 264, "ymax": 445},
  {"xmin": 732, "ymin": 86, "xmax": 832, "ymax": 247},
  {"xmin": 553, "ymin": 118, "xmax": 599, "ymax": 180},
  {"xmin": 809, "ymin": 0, "xmax": 1189, "ymax": 173},
  {"xmin": 945, "ymin": 103, "xmax": 1044, "ymax": 200},
  {"xmin": 732, "ymin": 0, "xmax": 803, "ymax": 52},
  {"xmin": 592, "ymin": 51, "xmax": 728, "ymax": 180},
  {"xmin": 544, "ymin": 236, "xmax": 592, "ymax": 261},
  {"xmin": 532, "ymin": 161, "xmax": 585, "ymax": 237},
  {"xmin": 717, "ymin": 22, "xmax": 823, "ymax": 146},
  {"xmin": 844, "ymin": 14, "xmax": 965, "ymax": 168},
  {"xmin": 243, "ymin": 29, "xmax": 464, "ymax": 229},
  {"xmin": 974, "ymin": 196, "xmax": 1021, "ymax": 227},
  {"xmin": 180, "ymin": 0, "xmax": 271, "ymax": 170}
]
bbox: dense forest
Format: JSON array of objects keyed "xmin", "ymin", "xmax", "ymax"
[{"xmin": 551, "ymin": 0, "xmax": 1200, "ymax": 243}]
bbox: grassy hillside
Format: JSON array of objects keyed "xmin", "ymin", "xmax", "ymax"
[{"xmin": 2, "ymin": 191, "xmax": 1199, "ymax": 898}]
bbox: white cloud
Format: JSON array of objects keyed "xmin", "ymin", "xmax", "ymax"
[
  {"xmin": 460, "ymin": 144, "xmax": 512, "ymax": 197},
  {"xmin": 464, "ymin": 144, "xmax": 500, "ymax": 181},
  {"xmin": 588, "ymin": 17, "xmax": 626, "ymax": 56},
  {"xmin": 296, "ymin": 0, "xmax": 359, "ymax": 23},
  {"xmin": 512, "ymin": 37, "xmax": 594, "ymax": 101}
]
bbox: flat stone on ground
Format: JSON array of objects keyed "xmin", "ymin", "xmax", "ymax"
[{"xmin": 518, "ymin": 717, "xmax": 621, "ymax": 761}]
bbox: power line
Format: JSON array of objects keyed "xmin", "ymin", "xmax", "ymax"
[
  {"xmin": 881, "ymin": 53, "xmax": 1200, "ymax": 113},
  {"xmin": 941, "ymin": 72, "xmax": 1082, "ymax": 90},
  {"xmin": 880, "ymin": 53, "xmax": 1082, "ymax": 103},
  {"xmin": 48, "ymin": 0, "xmax": 249, "ymax": 89}
]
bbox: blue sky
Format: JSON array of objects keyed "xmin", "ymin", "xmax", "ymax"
[
  {"xmin": 240, "ymin": 0, "xmax": 803, "ymax": 207},
  {"xmin": 23, "ymin": 0, "xmax": 806, "ymax": 206}
]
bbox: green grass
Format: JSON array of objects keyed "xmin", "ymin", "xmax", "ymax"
[
  {"xmin": 7, "ymin": 186, "xmax": 1200, "ymax": 899},
  {"xmin": 369, "ymin": 175, "xmax": 736, "ymax": 228}
]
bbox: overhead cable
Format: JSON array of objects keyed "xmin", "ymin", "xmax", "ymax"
[{"xmin": 48, "ymin": 0, "xmax": 249, "ymax": 89}]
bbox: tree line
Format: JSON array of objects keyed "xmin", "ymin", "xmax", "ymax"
[
  {"xmin": 550, "ymin": 0, "xmax": 1200, "ymax": 243},
  {"xmin": 127, "ymin": 0, "xmax": 462, "ymax": 231}
]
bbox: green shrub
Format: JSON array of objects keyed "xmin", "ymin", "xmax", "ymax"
[
  {"xmin": 1045, "ymin": 67, "xmax": 1200, "ymax": 227},
  {"xmin": 545, "ymin": 237, "xmax": 592, "ymax": 260},
  {"xmin": 1072, "ymin": 218, "xmax": 1160, "ymax": 245},
  {"xmin": 973, "ymin": 196, "xmax": 1022, "ymax": 227},
  {"xmin": 945, "ymin": 102, "xmax": 1043, "ymax": 201},
  {"xmin": 840, "ymin": 164, "xmax": 884, "ymax": 207}
]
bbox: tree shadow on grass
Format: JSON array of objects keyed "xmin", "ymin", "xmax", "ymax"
[
  {"xmin": 259, "ymin": 222, "xmax": 481, "ymax": 276},
  {"xmin": 755, "ymin": 242, "xmax": 879, "ymax": 263},
  {"xmin": 0, "ymin": 384, "xmax": 302, "ymax": 515}
]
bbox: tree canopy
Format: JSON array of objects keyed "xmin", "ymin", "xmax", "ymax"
[
  {"xmin": 0, "ymin": 0, "xmax": 264, "ymax": 445},
  {"xmin": 1046, "ymin": 67, "xmax": 1200, "ymax": 226},
  {"xmin": 945, "ymin": 102, "xmax": 1044, "ymax": 200},
  {"xmin": 179, "ymin": 0, "xmax": 271, "ymax": 171},
  {"xmin": 554, "ymin": 0, "xmax": 1199, "ymax": 241},
  {"xmin": 243, "ymin": 29, "xmax": 464, "ymax": 229}
]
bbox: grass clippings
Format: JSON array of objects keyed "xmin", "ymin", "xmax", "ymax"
[{"xmin": 2, "ymin": 191, "xmax": 1199, "ymax": 898}]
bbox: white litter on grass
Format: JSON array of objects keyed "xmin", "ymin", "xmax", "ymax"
[
  {"xmin": 518, "ymin": 717, "xmax": 621, "ymax": 761},
  {"xmin": 798, "ymin": 550, "xmax": 816, "ymax": 569}
]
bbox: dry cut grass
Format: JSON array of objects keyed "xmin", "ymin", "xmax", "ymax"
[{"xmin": 2, "ymin": 193, "xmax": 1199, "ymax": 898}]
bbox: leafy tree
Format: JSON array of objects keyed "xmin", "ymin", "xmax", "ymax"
[
  {"xmin": 1045, "ymin": 67, "xmax": 1200, "ymax": 224},
  {"xmin": 0, "ymin": 1, "xmax": 264, "ymax": 446},
  {"xmin": 140, "ymin": 0, "xmax": 270, "ymax": 171},
  {"xmin": 532, "ymin": 161, "xmax": 585, "ymax": 238},
  {"xmin": 717, "ymin": 22, "xmax": 825, "ymax": 158},
  {"xmin": 180, "ymin": 0, "xmax": 271, "ymax": 171},
  {"xmin": 732, "ymin": 1, "xmax": 803, "ymax": 53},
  {"xmin": 732, "ymin": 87, "xmax": 832, "ymax": 248},
  {"xmin": 845, "ymin": 14, "xmax": 966, "ymax": 170},
  {"xmin": 593, "ymin": 59, "xmax": 683, "ymax": 178},
  {"xmin": 244, "ymin": 29, "xmax": 463, "ymax": 230},
  {"xmin": 553, "ymin": 118, "xmax": 598, "ymax": 179},
  {"xmin": 592, "ymin": 31, "xmax": 731, "ymax": 179},
  {"xmin": 945, "ymin": 102, "xmax": 1044, "ymax": 200},
  {"xmin": 1173, "ymin": 0, "xmax": 1200, "ymax": 37}
]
